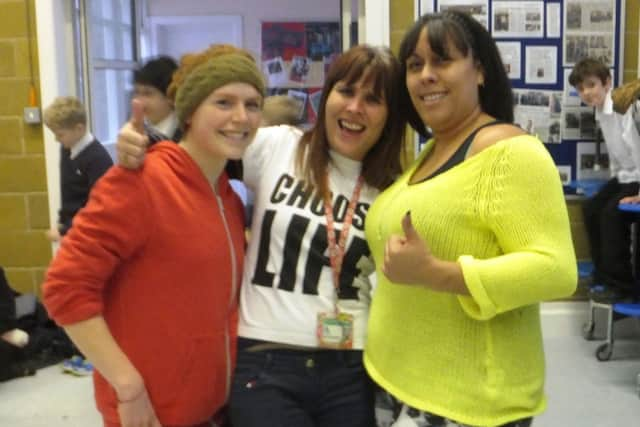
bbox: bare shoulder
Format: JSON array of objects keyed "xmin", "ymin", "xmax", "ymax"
[{"xmin": 467, "ymin": 123, "xmax": 527, "ymax": 156}]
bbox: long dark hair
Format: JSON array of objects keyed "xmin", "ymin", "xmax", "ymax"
[
  {"xmin": 295, "ymin": 45, "xmax": 406, "ymax": 200},
  {"xmin": 398, "ymin": 11, "xmax": 514, "ymax": 137}
]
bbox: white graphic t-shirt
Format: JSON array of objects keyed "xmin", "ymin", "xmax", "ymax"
[{"xmin": 239, "ymin": 125, "xmax": 378, "ymax": 349}]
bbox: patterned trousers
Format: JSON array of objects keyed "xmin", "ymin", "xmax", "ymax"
[{"xmin": 375, "ymin": 390, "xmax": 533, "ymax": 427}]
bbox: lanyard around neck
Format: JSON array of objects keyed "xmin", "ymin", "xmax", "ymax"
[{"xmin": 324, "ymin": 174, "xmax": 364, "ymax": 311}]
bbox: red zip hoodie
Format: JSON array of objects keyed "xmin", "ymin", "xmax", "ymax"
[{"xmin": 42, "ymin": 142, "xmax": 244, "ymax": 426}]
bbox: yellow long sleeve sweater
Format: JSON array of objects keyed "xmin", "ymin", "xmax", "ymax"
[{"xmin": 364, "ymin": 135, "xmax": 577, "ymax": 427}]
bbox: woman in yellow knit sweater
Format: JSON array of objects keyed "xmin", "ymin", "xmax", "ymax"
[{"xmin": 364, "ymin": 11, "xmax": 577, "ymax": 427}]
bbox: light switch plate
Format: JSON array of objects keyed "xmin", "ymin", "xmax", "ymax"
[{"xmin": 24, "ymin": 107, "xmax": 41, "ymax": 124}]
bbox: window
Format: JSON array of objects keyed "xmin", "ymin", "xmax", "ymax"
[{"xmin": 73, "ymin": 0, "xmax": 141, "ymax": 147}]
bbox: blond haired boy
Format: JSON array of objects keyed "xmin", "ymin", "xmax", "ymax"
[{"xmin": 43, "ymin": 96, "xmax": 113, "ymax": 242}]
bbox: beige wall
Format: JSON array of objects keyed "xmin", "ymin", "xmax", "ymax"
[
  {"xmin": 0, "ymin": 0, "xmax": 51, "ymax": 295},
  {"xmin": 624, "ymin": 0, "xmax": 639, "ymax": 83}
]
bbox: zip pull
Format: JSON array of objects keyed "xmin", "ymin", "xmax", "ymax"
[
  {"xmin": 216, "ymin": 195, "xmax": 225, "ymax": 212},
  {"xmin": 210, "ymin": 181, "xmax": 225, "ymax": 213}
]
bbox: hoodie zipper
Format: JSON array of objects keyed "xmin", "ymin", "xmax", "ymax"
[{"xmin": 212, "ymin": 185, "xmax": 237, "ymax": 400}]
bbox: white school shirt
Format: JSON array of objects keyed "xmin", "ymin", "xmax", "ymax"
[{"xmin": 597, "ymin": 90, "xmax": 640, "ymax": 185}]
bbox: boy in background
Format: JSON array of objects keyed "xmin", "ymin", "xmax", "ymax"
[
  {"xmin": 132, "ymin": 55, "xmax": 245, "ymax": 187},
  {"xmin": 261, "ymin": 94, "xmax": 302, "ymax": 127},
  {"xmin": 43, "ymin": 96, "xmax": 112, "ymax": 375},
  {"xmin": 569, "ymin": 58, "xmax": 640, "ymax": 300},
  {"xmin": 43, "ymin": 96, "xmax": 113, "ymax": 243},
  {"xmin": 133, "ymin": 56, "xmax": 181, "ymax": 143}
]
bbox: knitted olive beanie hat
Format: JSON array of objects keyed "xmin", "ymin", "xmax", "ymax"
[{"xmin": 167, "ymin": 44, "xmax": 266, "ymax": 129}]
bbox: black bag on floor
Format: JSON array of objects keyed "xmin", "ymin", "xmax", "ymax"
[
  {"xmin": 0, "ymin": 267, "xmax": 76, "ymax": 381},
  {"xmin": 16, "ymin": 295, "xmax": 76, "ymax": 371}
]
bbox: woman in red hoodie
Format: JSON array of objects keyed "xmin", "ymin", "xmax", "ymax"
[{"xmin": 42, "ymin": 45, "xmax": 265, "ymax": 427}]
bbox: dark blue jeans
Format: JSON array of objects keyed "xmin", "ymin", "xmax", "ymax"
[{"xmin": 229, "ymin": 338, "xmax": 375, "ymax": 427}]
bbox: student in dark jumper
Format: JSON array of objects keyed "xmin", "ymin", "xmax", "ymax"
[{"xmin": 43, "ymin": 96, "xmax": 113, "ymax": 242}]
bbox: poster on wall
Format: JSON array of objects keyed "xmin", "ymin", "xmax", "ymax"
[
  {"xmin": 437, "ymin": 0, "xmax": 489, "ymax": 28},
  {"xmin": 492, "ymin": 1, "xmax": 544, "ymax": 38},
  {"xmin": 575, "ymin": 141, "xmax": 610, "ymax": 180},
  {"xmin": 557, "ymin": 165, "xmax": 572, "ymax": 185},
  {"xmin": 562, "ymin": 105, "xmax": 597, "ymax": 140},
  {"xmin": 524, "ymin": 45, "xmax": 558, "ymax": 84},
  {"xmin": 263, "ymin": 57, "xmax": 288, "ymax": 87},
  {"xmin": 262, "ymin": 21, "xmax": 341, "ymax": 126},
  {"xmin": 419, "ymin": 0, "xmax": 435, "ymax": 14},
  {"xmin": 563, "ymin": 0, "xmax": 615, "ymax": 66},
  {"xmin": 513, "ymin": 89, "xmax": 562, "ymax": 143},
  {"xmin": 262, "ymin": 22, "xmax": 307, "ymax": 61},
  {"xmin": 546, "ymin": 2, "xmax": 561, "ymax": 38},
  {"xmin": 305, "ymin": 23, "xmax": 341, "ymax": 61},
  {"xmin": 496, "ymin": 41, "xmax": 521, "ymax": 80}
]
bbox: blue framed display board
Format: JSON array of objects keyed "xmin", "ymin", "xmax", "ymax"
[{"xmin": 416, "ymin": 0, "xmax": 625, "ymax": 188}]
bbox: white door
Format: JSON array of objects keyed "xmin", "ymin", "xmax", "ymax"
[{"xmin": 149, "ymin": 16, "xmax": 243, "ymax": 59}]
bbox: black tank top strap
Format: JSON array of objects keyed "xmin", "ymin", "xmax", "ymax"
[{"xmin": 419, "ymin": 120, "xmax": 505, "ymax": 182}]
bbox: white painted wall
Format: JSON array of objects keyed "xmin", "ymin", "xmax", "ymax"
[
  {"xmin": 35, "ymin": 0, "xmax": 78, "ymax": 254},
  {"xmin": 147, "ymin": 0, "xmax": 341, "ymax": 57},
  {"xmin": 149, "ymin": 15, "xmax": 243, "ymax": 60}
]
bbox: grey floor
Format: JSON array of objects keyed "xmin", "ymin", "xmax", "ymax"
[{"xmin": 1, "ymin": 304, "xmax": 639, "ymax": 426}]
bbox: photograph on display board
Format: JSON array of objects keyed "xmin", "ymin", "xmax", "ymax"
[
  {"xmin": 562, "ymin": 106, "xmax": 597, "ymax": 140},
  {"xmin": 261, "ymin": 22, "xmax": 306, "ymax": 61},
  {"xmin": 289, "ymin": 55, "xmax": 311, "ymax": 83},
  {"xmin": 563, "ymin": 0, "xmax": 616, "ymax": 66},
  {"xmin": 565, "ymin": 34, "xmax": 614, "ymax": 65},
  {"xmin": 263, "ymin": 56, "xmax": 288, "ymax": 87},
  {"xmin": 524, "ymin": 45, "xmax": 558, "ymax": 85},
  {"xmin": 496, "ymin": 41, "xmax": 521, "ymax": 80},
  {"xmin": 565, "ymin": 1, "xmax": 614, "ymax": 32},
  {"xmin": 262, "ymin": 21, "xmax": 342, "ymax": 126},
  {"xmin": 575, "ymin": 141, "xmax": 610, "ymax": 181},
  {"xmin": 492, "ymin": 1, "xmax": 544, "ymax": 39},
  {"xmin": 513, "ymin": 89, "xmax": 562, "ymax": 143},
  {"xmin": 557, "ymin": 165, "xmax": 572, "ymax": 185},
  {"xmin": 546, "ymin": 2, "xmax": 561, "ymax": 38},
  {"xmin": 305, "ymin": 22, "xmax": 340, "ymax": 61},
  {"xmin": 438, "ymin": 0, "xmax": 489, "ymax": 28}
]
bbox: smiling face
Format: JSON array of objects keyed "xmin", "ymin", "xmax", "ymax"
[
  {"xmin": 324, "ymin": 74, "xmax": 389, "ymax": 161},
  {"xmin": 182, "ymin": 82, "xmax": 262, "ymax": 172},
  {"xmin": 576, "ymin": 75, "xmax": 611, "ymax": 109},
  {"xmin": 405, "ymin": 27, "xmax": 484, "ymax": 134}
]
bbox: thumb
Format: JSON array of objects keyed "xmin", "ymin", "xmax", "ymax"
[
  {"xmin": 402, "ymin": 211, "xmax": 419, "ymax": 241},
  {"xmin": 130, "ymin": 98, "xmax": 145, "ymax": 134}
]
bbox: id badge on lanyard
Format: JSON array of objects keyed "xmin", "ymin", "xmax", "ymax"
[{"xmin": 316, "ymin": 175, "xmax": 364, "ymax": 350}]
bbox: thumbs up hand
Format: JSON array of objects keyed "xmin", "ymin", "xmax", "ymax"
[
  {"xmin": 382, "ymin": 211, "xmax": 434, "ymax": 285},
  {"xmin": 116, "ymin": 99, "xmax": 149, "ymax": 169}
]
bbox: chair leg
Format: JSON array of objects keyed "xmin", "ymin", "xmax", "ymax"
[
  {"xmin": 595, "ymin": 304, "xmax": 614, "ymax": 361},
  {"xmin": 582, "ymin": 299, "xmax": 597, "ymax": 340}
]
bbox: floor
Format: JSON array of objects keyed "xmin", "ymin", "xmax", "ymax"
[{"xmin": 0, "ymin": 303, "xmax": 639, "ymax": 427}]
